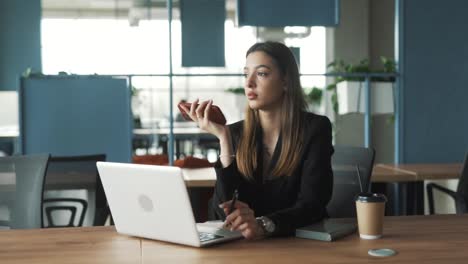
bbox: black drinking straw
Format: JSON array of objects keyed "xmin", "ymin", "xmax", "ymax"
[{"xmin": 356, "ymin": 165, "xmax": 364, "ymax": 193}]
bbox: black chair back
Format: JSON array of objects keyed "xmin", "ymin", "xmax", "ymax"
[
  {"xmin": 455, "ymin": 153, "xmax": 468, "ymax": 213},
  {"xmin": 0, "ymin": 154, "xmax": 50, "ymax": 229},
  {"xmin": 326, "ymin": 146, "xmax": 375, "ymax": 218},
  {"xmin": 43, "ymin": 154, "xmax": 106, "ymax": 227}
]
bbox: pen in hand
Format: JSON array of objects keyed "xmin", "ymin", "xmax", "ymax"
[
  {"xmin": 224, "ymin": 189, "xmax": 238, "ymax": 228},
  {"xmin": 228, "ymin": 189, "xmax": 238, "ymax": 215}
]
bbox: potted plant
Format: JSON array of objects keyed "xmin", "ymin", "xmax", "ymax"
[
  {"xmin": 326, "ymin": 57, "xmax": 396, "ymax": 115},
  {"xmin": 131, "ymin": 85, "xmax": 142, "ymax": 128},
  {"xmin": 304, "ymin": 87, "xmax": 323, "ymax": 113}
]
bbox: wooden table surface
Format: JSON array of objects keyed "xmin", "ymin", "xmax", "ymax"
[
  {"xmin": 378, "ymin": 163, "xmax": 463, "ymax": 181},
  {"xmin": 183, "ymin": 164, "xmax": 419, "ymax": 188},
  {"xmin": 372, "ymin": 164, "xmax": 416, "ymax": 182},
  {"xmin": 1, "ymin": 214, "xmax": 468, "ymax": 263},
  {"xmin": 0, "ymin": 226, "xmax": 141, "ymax": 264},
  {"xmin": 183, "ymin": 163, "xmax": 464, "ymax": 188}
]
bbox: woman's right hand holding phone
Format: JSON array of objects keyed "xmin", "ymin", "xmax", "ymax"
[
  {"xmin": 179, "ymin": 99, "xmax": 235, "ymax": 167},
  {"xmin": 179, "ymin": 99, "xmax": 227, "ymax": 140}
]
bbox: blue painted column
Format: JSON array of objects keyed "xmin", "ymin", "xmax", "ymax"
[
  {"xmin": 364, "ymin": 76, "xmax": 371, "ymax": 148},
  {"xmin": 0, "ymin": 0, "xmax": 42, "ymax": 91},
  {"xmin": 168, "ymin": 0, "xmax": 175, "ymax": 165}
]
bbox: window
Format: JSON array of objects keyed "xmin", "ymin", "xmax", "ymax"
[{"xmin": 41, "ymin": 11, "xmax": 327, "ymax": 158}]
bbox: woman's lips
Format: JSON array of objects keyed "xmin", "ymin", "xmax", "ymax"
[{"xmin": 247, "ymin": 92, "xmax": 258, "ymax": 100}]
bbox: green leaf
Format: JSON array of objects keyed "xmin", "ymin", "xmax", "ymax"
[
  {"xmin": 326, "ymin": 83, "xmax": 337, "ymax": 91},
  {"xmin": 226, "ymin": 87, "xmax": 244, "ymax": 94},
  {"xmin": 331, "ymin": 93, "xmax": 339, "ymax": 114},
  {"xmin": 326, "ymin": 56, "xmax": 396, "ymax": 116},
  {"xmin": 306, "ymin": 87, "xmax": 323, "ymax": 106}
]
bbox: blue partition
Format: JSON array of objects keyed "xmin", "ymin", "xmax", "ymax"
[
  {"xmin": 19, "ymin": 76, "xmax": 132, "ymax": 163},
  {"xmin": 400, "ymin": 0, "xmax": 468, "ymax": 163},
  {"xmin": 237, "ymin": 0, "xmax": 339, "ymax": 27},
  {"xmin": 180, "ymin": 0, "xmax": 225, "ymax": 67},
  {"xmin": 0, "ymin": 0, "xmax": 41, "ymax": 91}
]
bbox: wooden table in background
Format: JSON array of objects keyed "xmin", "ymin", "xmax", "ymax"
[
  {"xmin": 1, "ymin": 214, "xmax": 468, "ymax": 263},
  {"xmin": 183, "ymin": 165, "xmax": 418, "ymax": 188},
  {"xmin": 378, "ymin": 163, "xmax": 463, "ymax": 215},
  {"xmin": 378, "ymin": 163, "xmax": 463, "ymax": 181},
  {"xmin": 182, "ymin": 164, "xmax": 463, "ymax": 217},
  {"xmin": 372, "ymin": 164, "xmax": 416, "ymax": 182}
]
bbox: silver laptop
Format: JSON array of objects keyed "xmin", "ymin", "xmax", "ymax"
[{"xmin": 97, "ymin": 162, "xmax": 243, "ymax": 247}]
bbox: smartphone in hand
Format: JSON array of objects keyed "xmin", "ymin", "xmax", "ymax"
[{"xmin": 177, "ymin": 102, "xmax": 227, "ymax": 125}]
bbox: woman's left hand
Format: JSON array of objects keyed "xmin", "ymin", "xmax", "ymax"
[{"xmin": 219, "ymin": 200, "xmax": 264, "ymax": 240}]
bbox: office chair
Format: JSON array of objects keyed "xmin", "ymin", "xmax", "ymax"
[
  {"xmin": 426, "ymin": 153, "xmax": 468, "ymax": 214},
  {"xmin": 0, "ymin": 154, "xmax": 50, "ymax": 229},
  {"xmin": 326, "ymin": 146, "xmax": 376, "ymax": 218},
  {"xmin": 42, "ymin": 154, "xmax": 106, "ymax": 228}
]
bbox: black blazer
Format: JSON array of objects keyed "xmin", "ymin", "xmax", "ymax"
[{"xmin": 210, "ymin": 112, "xmax": 334, "ymax": 236}]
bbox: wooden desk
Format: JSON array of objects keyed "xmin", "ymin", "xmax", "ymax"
[
  {"xmin": 378, "ymin": 163, "xmax": 464, "ymax": 216},
  {"xmin": 182, "ymin": 168, "xmax": 217, "ymax": 188},
  {"xmin": 182, "ymin": 165, "xmax": 416, "ymax": 188},
  {"xmin": 0, "ymin": 226, "xmax": 141, "ymax": 264},
  {"xmin": 182, "ymin": 166, "xmax": 415, "ymax": 221},
  {"xmin": 372, "ymin": 164, "xmax": 416, "ymax": 182},
  {"xmin": 181, "ymin": 165, "xmax": 444, "ymax": 217},
  {"xmin": 379, "ymin": 163, "xmax": 463, "ymax": 181},
  {"xmin": 1, "ymin": 214, "xmax": 468, "ymax": 263}
]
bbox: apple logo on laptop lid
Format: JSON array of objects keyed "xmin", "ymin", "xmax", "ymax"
[{"xmin": 138, "ymin": 194, "xmax": 154, "ymax": 212}]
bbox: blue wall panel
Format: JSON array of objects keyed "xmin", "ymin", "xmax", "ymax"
[
  {"xmin": 20, "ymin": 76, "xmax": 132, "ymax": 163},
  {"xmin": 181, "ymin": 0, "xmax": 225, "ymax": 67},
  {"xmin": 0, "ymin": 0, "xmax": 41, "ymax": 91},
  {"xmin": 402, "ymin": 0, "xmax": 468, "ymax": 162},
  {"xmin": 237, "ymin": 0, "xmax": 339, "ymax": 27}
]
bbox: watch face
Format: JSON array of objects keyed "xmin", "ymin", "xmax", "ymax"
[{"xmin": 262, "ymin": 217, "xmax": 275, "ymax": 233}]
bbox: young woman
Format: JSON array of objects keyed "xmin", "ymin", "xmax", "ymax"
[{"xmin": 180, "ymin": 41, "xmax": 333, "ymax": 239}]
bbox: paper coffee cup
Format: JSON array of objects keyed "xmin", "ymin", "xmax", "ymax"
[{"xmin": 355, "ymin": 193, "xmax": 387, "ymax": 239}]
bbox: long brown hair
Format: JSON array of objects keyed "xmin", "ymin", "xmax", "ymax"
[{"xmin": 237, "ymin": 41, "xmax": 307, "ymax": 181}]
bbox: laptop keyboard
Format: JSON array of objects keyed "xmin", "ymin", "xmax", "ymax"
[{"xmin": 198, "ymin": 232, "xmax": 224, "ymax": 242}]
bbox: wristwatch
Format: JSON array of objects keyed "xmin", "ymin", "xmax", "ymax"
[{"xmin": 256, "ymin": 216, "xmax": 276, "ymax": 235}]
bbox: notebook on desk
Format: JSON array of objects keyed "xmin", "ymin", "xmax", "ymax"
[
  {"xmin": 97, "ymin": 162, "xmax": 243, "ymax": 247},
  {"xmin": 295, "ymin": 218, "xmax": 357, "ymax": 242}
]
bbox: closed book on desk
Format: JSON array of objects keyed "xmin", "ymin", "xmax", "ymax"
[{"xmin": 295, "ymin": 218, "xmax": 357, "ymax": 242}]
